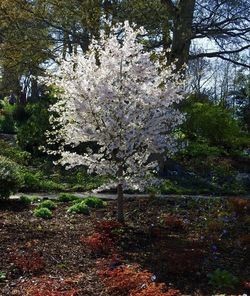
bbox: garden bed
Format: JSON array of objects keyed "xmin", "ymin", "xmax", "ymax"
[{"xmin": 0, "ymin": 196, "xmax": 249, "ymax": 295}]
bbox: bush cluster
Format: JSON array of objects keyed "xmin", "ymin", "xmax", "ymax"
[
  {"xmin": 19, "ymin": 195, "xmax": 32, "ymax": 206},
  {"xmin": 0, "ymin": 155, "xmax": 23, "ymax": 199},
  {"xmin": 33, "ymin": 207, "xmax": 53, "ymax": 219},
  {"xmin": 84, "ymin": 196, "xmax": 107, "ymax": 208},
  {"xmin": 38, "ymin": 200, "xmax": 57, "ymax": 210},
  {"xmin": 0, "ymin": 140, "xmax": 31, "ymax": 165},
  {"xmin": 67, "ymin": 202, "xmax": 90, "ymax": 215},
  {"xmin": 21, "ymin": 170, "xmax": 65, "ymax": 192}
]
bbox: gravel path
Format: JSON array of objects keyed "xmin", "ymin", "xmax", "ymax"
[{"xmin": 10, "ymin": 192, "xmax": 250, "ymax": 200}]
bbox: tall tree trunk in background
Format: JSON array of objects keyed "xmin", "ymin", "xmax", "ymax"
[
  {"xmin": 30, "ymin": 77, "xmax": 39, "ymax": 101},
  {"xmin": 162, "ymin": 0, "xmax": 196, "ymax": 71}
]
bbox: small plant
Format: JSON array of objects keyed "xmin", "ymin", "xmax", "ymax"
[
  {"xmin": 71, "ymin": 198, "xmax": 83, "ymax": 204},
  {"xmin": 11, "ymin": 251, "xmax": 45, "ymax": 273},
  {"xmin": 34, "ymin": 207, "xmax": 53, "ymax": 219},
  {"xmin": 83, "ymin": 196, "xmax": 107, "ymax": 208},
  {"xmin": 38, "ymin": 200, "xmax": 57, "ymax": 210},
  {"xmin": 80, "ymin": 232, "xmax": 115, "ymax": 255},
  {"xmin": 67, "ymin": 202, "xmax": 90, "ymax": 214},
  {"xmin": 208, "ymin": 269, "xmax": 239, "ymax": 289},
  {"xmin": 0, "ymin": 271, "xmax": 6, "ymax": 282},
  {"xmin": 58, "ymin": 193, "xmax": 79, "ymax": 202},
  {"xmin": 20, "ymin": 195, "xmax": 32, "ymax": 206}
]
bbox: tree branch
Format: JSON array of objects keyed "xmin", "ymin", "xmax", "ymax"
[
  {"xmin": 215, "ymin": 56, "xmax": 250, "ymax": 69},
  {"xmin": 190, "ymin": 44, "xmax": 250, "ymax": 59}
]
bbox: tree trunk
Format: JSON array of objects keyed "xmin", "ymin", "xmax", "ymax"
[
  {"xmin": 163, "ymin": 0, "xmax": 196, "ymax": 71},
  {"xmin": 117, "ymin": 183, "xmax": 124, "ymax": 223}
]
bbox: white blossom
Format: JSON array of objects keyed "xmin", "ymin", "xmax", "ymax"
[{"xmin": 45, "ymin": 21, "xmax": 185, "ymax": 191}]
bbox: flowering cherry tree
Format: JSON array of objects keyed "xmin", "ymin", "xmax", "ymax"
[{"xmin": 46, "ymin": 21, "xmax": 185, "ymax": 222}]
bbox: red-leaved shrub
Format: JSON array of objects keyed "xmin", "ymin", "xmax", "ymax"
[
  {"xmin": 80, "ymin": 220, "xmax": 123, "ymax": 255},
  {"xmin": 97, "ymin": 261, "xmax": 182, "ymax": 296},
  {"xmin": 98, "ymin": 264, "xmax": 152, "ymax": 296},
  {"xmin": 95, "ymin": 220, "xmax": 123, "ymax": 237},
  {"xmin": 11, "ymin": 250, "xmax": 45, "ymax": 273},
  {"xmin": 80, "ymin": 232, "xmax": 115, "ymax": 255}
]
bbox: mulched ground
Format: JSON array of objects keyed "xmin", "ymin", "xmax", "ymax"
[{"xmin": 0, "ymin": 196, "xmax": 249, "ymax": 295}]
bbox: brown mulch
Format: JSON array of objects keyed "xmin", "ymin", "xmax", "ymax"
[
  {"xmin": 0, "ymin": 197, "xmax": 249, "ymax": 295},
  {"xmin": 0, "ymin": 200, "xmax": 110, "ymax": 296}
]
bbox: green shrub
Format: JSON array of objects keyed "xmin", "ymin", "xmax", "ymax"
[
  {"xmin": 0, "ymin": 140, "xmax": 31, "ymax": 165},
  {"xmin": 178, "ymin": 141, "xmax": 224, "ymax": 158},
  {"xmin": 19, "ymin": 195, "xmax": 32, "ymax": 206},
  {"xmin": 159, "ymin": 180, "xmax": 186, "ymax": 194},
  {"xmin": 20, "ymin": 170, "xmax": 66, "ymax": 192},
  {"xmin": 16, "ymin": 98, "xmax": 56, "ymax": 156},
  {"xmin": 182, "ymin": 101, "xmax": 245, "ymax": 150},
  {"xmin": 0, "ymin": 156, "xmax": 23, "ymax": 199},
  {"xmin": 83, "ymin": 196, "xmax": 107, "ymax": 208},
  {"xmin": 58, "ymin": 193, "xmax": 79, "ymax": 202},
  {"xmin": 20, "ymin": 170, "xmax": 42, "ymax": 191},
  {"xmin": 0, "ymin": 107, "xmax": 15, "ymax": 133},
  {"xmin": 67, "ymin": 202, "xmax": 90, "ymax": 214},
  {"xmin": 71, "ymin": 198, "xmax": 83, "ymax": 204},
  {"xmin": 33, "ymin": 207, "xmax": 53, "ymax": 219},
  {"xmin": 38, "ymin": 200, "xmax": 57, "ymax": 210},
  {"xmin": 208, "ymin": 269, "xmax": 239, "ymax": 289},
  {"xmin": 39, "ymin": 179, "xmax": 65, "ymax": 191}
]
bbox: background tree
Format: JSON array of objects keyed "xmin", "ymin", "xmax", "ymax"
[
  {"xmin": 0, "ymin": 0, "xmax": 53, "ymax": 96},
  {"xmin": 1, "ymin": 0, "xmax": 249, "ymax": 90},
  {"xmin": 106, "ymin": 0, "xmax": 250, "ymax": 70}
]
